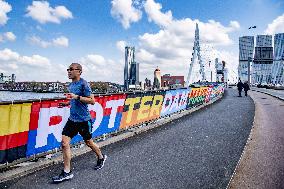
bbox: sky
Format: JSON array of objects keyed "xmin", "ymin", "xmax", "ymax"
[{"xmin": 0, "ymin": 0, "xmax": 283, "ymax": 84}]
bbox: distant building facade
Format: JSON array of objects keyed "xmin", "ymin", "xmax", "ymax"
[
  {"xmin": 0, "ymin": 73, "xmax": 16, "ymax": 83},
  {"xmin": 252, "ymin": 35, "xmax": 273, "ymax": 84},
  {"xmin": 124, "ymin": 46, "xmax": 139, "ymax": 90},
  {"xmin": 238, "ymin": 36, "xmax": 254, "ymax": 82},
  {"xmin": 256, "ymin": 35, "xmax": 272, "ymax": 47},
  {"xmin": 161, "ymin": 74, "xmax": 184, "ymax": 88},
  {"xmin": 153, "ymin": 67, "xmax": 161, "ymax": 89},
  {"xmin": 144, "ymin": 78, "xmax": 151, "ymax": 89},
  {"xmin": 271, "ymin": 33, "xmax": 284, "ymax": 85}
]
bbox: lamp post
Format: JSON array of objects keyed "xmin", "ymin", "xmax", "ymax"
[{"xmin": 248, "ymin": 57, "xmax": 251, "ymax": 86}]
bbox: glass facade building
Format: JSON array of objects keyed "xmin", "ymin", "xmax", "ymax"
[
  {"xmin": 238, "ymin": 36, "xmax": 254, "ymax": 82},
  {"xmin": 124, "ymin": 46, "xmax": 139, "ymax": 90},
  {"xmin": 272, "ymin": 33, "xmax": 284, "ymax": 85},
  {"xmin": 252, "ymin": 35, "xmax": 273, "ymax": 85}
]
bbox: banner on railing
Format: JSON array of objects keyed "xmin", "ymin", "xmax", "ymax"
[{"xmin": 0, "ymin": 84, "xmax": 224, "ymax": 164}]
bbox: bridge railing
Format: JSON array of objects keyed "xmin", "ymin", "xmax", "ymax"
[{"xmin": 0, "ymin": 84, "xmax": 224, "ymax": 165}]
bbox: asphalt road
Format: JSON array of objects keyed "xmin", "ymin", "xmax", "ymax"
[{"xmin": 0, "ymin": 88, "xmax": 255, "ymax": 189}]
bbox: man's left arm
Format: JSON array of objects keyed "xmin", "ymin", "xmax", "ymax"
[
  {"xmin": 77, "ymin": 94, "xmax": 95, "ymax": 104},
  {"xmin": 80, "ymin": 81, "xmax": 95, "ymax": 104}
]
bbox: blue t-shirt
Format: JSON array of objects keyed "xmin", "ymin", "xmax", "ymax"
[{"xmin": 68, "ymin": 78, "xmax": 92, "ymax": 122}]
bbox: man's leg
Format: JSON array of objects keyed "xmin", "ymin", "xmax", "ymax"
[
  {"xmin": 85, "ymin": 139, "xmax": 107, "ymax": 170},
  {"xmin": 85, "ymin": 139, "xmax": 103, "ymax": 159},
  {"xmin": 52, "ymin": 135, "xmax": 73, "ymax": 182},
  {"xmin": 62, "ymin": 135, "xmax": 72, "ymax": 172}
]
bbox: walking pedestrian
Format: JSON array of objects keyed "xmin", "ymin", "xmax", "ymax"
[
  {"xmin": 243, "ymin": 81, "xmax": 250, "ymax": 96},
  {"xmin": 237, "ymin": 79, "xmax": 243, "ymax": 97},
  {"xmin": 52, "ymin": 63, "xmax": 107, "ymax": 183}
]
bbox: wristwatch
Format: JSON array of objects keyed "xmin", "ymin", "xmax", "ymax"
[{"xmin": 77, "ymin": 95, "xmax": 80, "ymax": 100}]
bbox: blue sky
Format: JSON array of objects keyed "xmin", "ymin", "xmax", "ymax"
[{"xmin": 0, "ymin": 0, "xmax": 283, "ymax": 83}]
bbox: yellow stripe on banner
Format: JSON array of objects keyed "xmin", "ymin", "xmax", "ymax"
[
  {"xmin": 9, "ymin": 104, "xmax": 21, "ymax": 135},
  {"xmin": 0, "ymin": 104, "xmax": 11, "ymax": 136},
  {"xmin": 0, "ymin": 103, "xmax": 32, "ymax": 136},
  {"xmin": 19, "ymin": 103, "xmax": 32, "ymax": 133}
]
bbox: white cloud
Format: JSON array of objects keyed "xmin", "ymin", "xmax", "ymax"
[
  {"xmin": 111, "ymin": 0, "xmax": 142, "ymax": 29},
  {"xmin": 26, "ymin": 1, "xmax": 73, "ymax": 24},
  {"xmin": 0, "ymin": 48, "xmax": 64, "ymax": 81},
  {"xmin": 0, "ymin": 0, "xmax": 12, "ymax": 26},
  {"xmin": 3, "ymin": 32, "xmax": 16, "ymax": 41},
  {"xmin": 116, "ymin": 40, "xmax": 127, "ymax": 52},
  {"xmin": 0, "ymin": 48, "xmax": 51, "ymax": 68},
  {"xmin": 27, "ymin": 35, "xmax": 69, "ymax": 48},
  {"xmin": 27, "ymin": 36, "xmax": 50, "ymax": 48},
  {"xmin": 136, "ymin": 49, "xmax": 155, "ymax": 62},
  {"xmin": 0, "ymin": 48, "xmax": 20, "ymax": 61},
  {"xmin": 0, "ymin": 32, "xmax": 16, "ymax": 42},
  {"xmin": 229, "ymin": 21, "xmax": 240, "ymax": 31},
  {"xmin": 265, "ymin": 13, "xmax": 284, "ymax": 34},
  {"xmin": 20, "ymin": 55, "xmax": 51, "ymax": 67},
  {"xmin": 80, "ymin": 53, "xmax": 124, "ymax": 83},
  {"xmin": 7, "ymin": 63, "xmax": 18, "ymax": 70},
  {"xmin": 52, "ymin": 36, "xmax": 69, "ymax": 47},
  {"xmin": 144, "ymin": 0, "xmax": 172, "ymax": 27}
]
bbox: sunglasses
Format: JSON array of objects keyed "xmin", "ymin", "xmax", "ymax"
[{"xmin": 67, "ymin": 68, "xmax": 81, "ymax": 72}]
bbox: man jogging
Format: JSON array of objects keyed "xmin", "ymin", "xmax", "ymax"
[{"xmin": 52, "ymin": 63, "xmax": 107, "ymax": 183}]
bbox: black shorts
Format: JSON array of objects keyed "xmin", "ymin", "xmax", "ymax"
[{"xmin": 62, "ymin": 119, "xmax": 93, "ymax": 141}]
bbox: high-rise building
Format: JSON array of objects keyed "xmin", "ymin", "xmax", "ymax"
[
  {"xmin": 256, "ymin": 35, "xmax": 272, "ymax": 47},
  {"xmin": 238, "ymin": 36, "xmax": 254, "ymax": 82},
  {"xmin": 252, "ymin": 35, "xmax": 273, "ymax": 84},
  {"xmin": 144, "ymin": 78, "xmax": 151, "ymax": 88},
  {"xmin": 215, "ymin": 59, "xmax": 226, "ymax": 82},
  {"xmin": 153, "ymin": 67, "xmax": 161, "ymax": 89},
  {"xmin": 271, "ymin": 33, "xmax": 284, "ymax": 85},
  {"xmin": 124, "ymin": 46, "xmax": 139, "ymax": 90}
]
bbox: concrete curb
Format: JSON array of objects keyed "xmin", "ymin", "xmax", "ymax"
[{"xmin": 0, "ymin": 95, "xmax": 223, "ymax": 183}]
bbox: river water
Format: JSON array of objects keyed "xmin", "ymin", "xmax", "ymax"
[{"xmin": 0, "ymin": 91, "xmax": 65, "ymax": 102}]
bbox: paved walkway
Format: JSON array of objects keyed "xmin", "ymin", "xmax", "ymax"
[
  {"xmin": 251, "ymin": 87, "xmax": 284, "ymax": 101},
  {"xmin": 228, "ymin": 90, "xmax": 284, "ymax": 189}
]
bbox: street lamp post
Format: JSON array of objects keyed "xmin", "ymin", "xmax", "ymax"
[{"xmin": 248, "ymin": 57, "xmax": 251, "ymax": 86}]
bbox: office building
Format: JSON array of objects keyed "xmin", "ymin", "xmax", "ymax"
[
  {"xmin": 272, "ymin": 33, "xmax": 284, "ymax": 85},
  {"xmin": 252, "ymin": 35, "xmax": 273, "ymax": 84},
  {"xmin": 238, "ymin": 36, "xmax": 254, "ymax": 82},
  {"xmin": 124, "ymin": 46, "xmax": 139, "ymax": 90}
]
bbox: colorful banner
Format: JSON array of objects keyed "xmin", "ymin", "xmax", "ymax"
[
  {"xmin": 0, "ymin": 103, "xmax": 31, "ymax": 163},
  {"xmin": 0, "ymin": 84, "xmax": 224, "ymax": 164},
  {"xmin": 187, "ymin": 87, "xmax": 210, "ymax": 109},
  {"xmin": 120, "ymin": 91, "xmax": 165, "ymax": 129},
  {"xmin": 160, "ymin": 88, "xmax": 190, "ymax": 117}
]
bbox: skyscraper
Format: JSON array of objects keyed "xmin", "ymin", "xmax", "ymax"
[
  {"xmin": 153, "ymin": 67, "xmax": 161, "ymax": 89},
  {"xmin": 252, "ymin": 35, "xmax": 273, "ymax": 84},
  {"xmin": 256, "ymin": 35, "xmax": 272, "ymax": 47},
  {"xmin": 272, "ymin": 33, "xmax": 284, "ymax": 85},
  {"xmin": 238, "ymin": 36, "xmax": 254, "ymax": 82},
  {"xmin": 124, "ymin": 46, "xmax": 139, "ymax": 90}
]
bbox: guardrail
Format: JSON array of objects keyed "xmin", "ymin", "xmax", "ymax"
[{"xmin": 0, "ymin": 84, "xmax": 224, "ymax": 166}]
